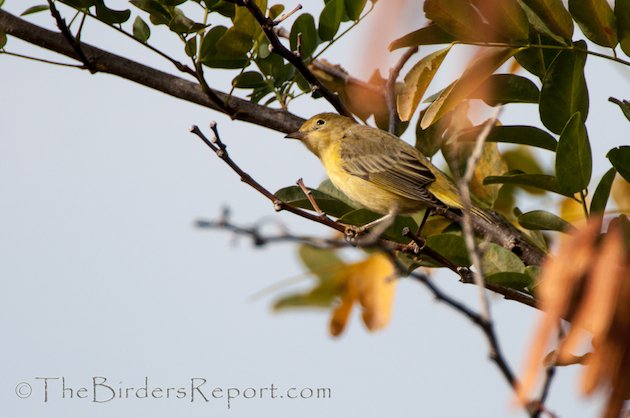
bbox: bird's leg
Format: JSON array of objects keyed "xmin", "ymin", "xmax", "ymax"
[{"xmin": 415, "ymin": 208, "xmax": 432, "ymax": 237}]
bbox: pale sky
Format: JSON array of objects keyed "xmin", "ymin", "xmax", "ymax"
[{"xmin": 2, "ymin": 1, "xmax": 628, "ymax": 417}]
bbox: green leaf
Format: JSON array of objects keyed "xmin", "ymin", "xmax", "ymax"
[
  {"xmin": 485, "ymin": 272, "xmax": 533, "ymax": 290},
  {"xmin": 200, "ymin": 26, "xmax": 249, "ymax": 68},
  {"xmin": 274, "ymin": 186, "xmax": 354, "ymax": 218},
  {"xmin": 185, "ymin": 36, "xmax": 197, "ymax": 57},
  {"xmin": 232, "ymin": 71, "xmax": 267, "ymax": 88},
  {"xmin": 415, "ymin": 108, "xmax": 451, "ymax": 158},
  {"xmin": 0, "ymin": 0, "xmax": 5, "ymax": 7},
  {"xmin": 483, "ymin": 173, "xmax": 572, "ymax": 196},
  {"xmin": 299, "ymin": 244, "xmax": 345, "ymax": 276},
  {"xmin": 518, "ymin": 210, "xmax": 573, "ymax": 232},
  {"xmin": 318, "ymin": 0, "xmax": 344, "ymax": 41},
  {"xmin": 274, "ymin": 245, "xmax": 345, "ymax": 310},
  {"xmin": 424, "ymin": 234, "xmax": 471, "ymax": 267},
  {"xmin": 268, "ymin": 4, "xmax": 285, "ymax": 20},
  {"xmin": 590, "ymin": 167, "xmax": 616, "ymax": 214},
  {"xmin": 460, "ymin": 125, "xmax": 557, "ymax": 151},
  {"xmin": 519, "ymin": 0, "xmax": 574, "ymax": 41},
  {"xmin": 215, "ymin": 0, "xmax": 266, "ymax": 55},
  {"xmin": 481, "ymin": 242, "xmax": 525, "ymax": 275},
  {"xmin": 568, "ymin": 0, "xmax": 617, "ymax": 47},
  {"xmin": 607, "ymin": 146, "xmax": 630, "ymax": 183},
  {"xmin": 424, "ymin": 0, "xmax": 493, "ymax": 41},
  {"xmin": 609, "ymin": 97, "xmax": 630, "ymax": 122},
  {"xmin": 257, "ymin": 52, "xmax": 293, "ymax": 85},
  {"xmin": 344, "ymin": 0, "xmax": 367, "ymax": 20},
  {"xmin": 471, "ymin": 0, "xmax": 530, "ymax": 41},
  {"xmin": 95, "ymin": 0, "xmax": 131, "ymax": 24},
  {"xmin": 132, "ymin": 16, "xmax": 151, "ymax": 42},
  {"xmin": 555, "ymin": 112, "xmax": 592, "ymax": 194},
  {"xmin": 470, "ymin": 74, "xmax": 540, "ymax": 106},
  {"xmin": 616, "ymin": 0, "xmax": 630, "ymax": 56},
  {"xmin": 388, "ymin": 23, "xmax": 456, "ymax": 50},
  {"xmin": 0, "ymin": 31, "xmax": 6, "ymax": 49},
  {"xmin": 169, "ymin": 12, "xmax": 205, "ymax": 34},
  {"xmin": 130, "ymin": 0, "xmax": 171, "ymax": 25},
  {"xmin": 290, "ymin": 13, "xmax": 318, "ymax": 58},
  {"xmin": 421, "ymin": 47, "xmax": 517, "ymax": 129},
  {"xmin": 59, "ymin": 0, "xmax": 95, "ymax": 9},
  {"xmin": 20, "ymin": 4, "xmax": 49, "ymax": 16},
  {"xmin": 539, "ymin": 40, "xmax": 589, "ymax": 134},
  {"xmin": 397, "ymin": 46, "xmax": 451, "ymax": 122},
  {"xmin": 515, "ymin": 39, "xmax": 560, "ymax": 79},
  {"xmin": 205, "ymin": 0, "xmax": 235, "ymax": 18},
  {"xmin": 339, "ymin": 209, "xmax": 418, "ymax": 243}
]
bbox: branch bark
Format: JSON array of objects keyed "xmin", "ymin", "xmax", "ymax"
[{"xmin": 0, "ymin": 9, "xmax": 305, "ymax": 134}]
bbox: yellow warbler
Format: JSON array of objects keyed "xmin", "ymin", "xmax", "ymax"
[{"xmin": 286, "ymin": 113, "xmax": 492, "ymax": 231}]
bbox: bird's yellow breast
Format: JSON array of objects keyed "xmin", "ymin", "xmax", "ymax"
[{"xmin": 319, "ymin": 141, "xmax": 422, "ymax": 215}]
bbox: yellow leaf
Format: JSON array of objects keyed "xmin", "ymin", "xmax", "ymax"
[
  {"xmin": 559, "ymin": 196, "xmax": 584, "ymax": 223},
  {"xmin": 612, "ymin": 174, "xmax": 630, "ymax": 214},
  {"xmin": 329, "ymin": 253, "xmax": 397, "ymax": 336},
  {"xmin": 470, "ymin": 142, "xmax": 509, "ymax": 206}
]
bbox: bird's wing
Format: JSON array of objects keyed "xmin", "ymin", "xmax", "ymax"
[{"xmin": 339, "ymin": 126, "xmax": 440, "ymax": 203}]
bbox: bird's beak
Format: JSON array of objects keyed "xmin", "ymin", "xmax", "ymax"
[{"xmin": 285, "ymin": 131, "xmax": 305, "ymax": 140}]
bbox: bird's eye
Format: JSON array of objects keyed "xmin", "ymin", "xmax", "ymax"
[{"xmin": 316, "ymin": 119, "xmax": 326, "ymax": 126}]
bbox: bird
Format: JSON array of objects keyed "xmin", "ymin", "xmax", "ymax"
[{"xmin": 285, "ymin": 112, "xmax": 494, "ymax": 235}]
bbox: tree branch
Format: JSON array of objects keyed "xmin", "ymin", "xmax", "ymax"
[
  {"xmin": 224, "ymin": 0, "xmax": 353, "ymax": 118},
  {"xmin": 0, "ymin": 9, "xmax": 304, "ymax": 133}
]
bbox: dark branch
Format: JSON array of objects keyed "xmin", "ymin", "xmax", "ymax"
[
  {"xmin": 224, "ymin": 0, "xmax": 353, "ymax": 118},
  {"xmin": 0, "ymin": 9, "xmax": 305, "ymax": 133},
  {"xmin": 46, "ymin": 0, "xmax": 95, "ymax": 72}
]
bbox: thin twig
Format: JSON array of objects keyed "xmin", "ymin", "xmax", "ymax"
[
  {"xmin": 83, "ymin": 10, "xmax": 196, "ymax": 75},
  {"xmin": 458, "ymin": 106, "xmax": 503, "ymax": 321},
  {"xmin": 386, "ymin": 46, "xmax": 418, "ymax": 134},
  {"xmin": 456, "ymin": 41, "xmax": 630, "ymax": 68},
  {"xmin": 224, "ymin": 0, "xmax": 353, "ymax": 117},
  {"xmin": 272, "ymin": 4, "xmax": 302, "ymax": 25},
  {"xmin": 296, "ymin": 178, "xmax": 327, "ymax": 218},
  {"xmin": 46, "ymin": 0, "xmax": 95, "ymax": 72},
  {"xmin": 454, "ymin": 106, "xmax": 524, "ymax": 410},
  {"xmin": 0, "ymin": 50, "xmax": 83, "ymax": 68}
]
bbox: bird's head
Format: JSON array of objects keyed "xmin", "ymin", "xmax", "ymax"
[{"xmin": 285, "ymin": 113, "xmax": 354, "ymax": 157}]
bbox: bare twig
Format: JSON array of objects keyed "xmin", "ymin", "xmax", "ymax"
[
  {"xmin": 46, "ymin": 0, "xmax": 95, "ymax": 73},
  {"xmin": 272, "ymin": 4, "xmax": 302, "ymax": 25},
  {"xmin": 453, "ymin": 106, "xmax": 525, "ymax": 410},
  {"xmin": 296, "ymin": 178, "xmax": 327, "ymax": 218},
  {"xmin": 224, "ymin": 0, "xmax": 353, "ymax": 117},
  {"xmin": 0, "ymin": 50, "xmax": 83, "ymax": 68},
  {"xmin": 457, "ymin": 106, "xmax": 503, "ymax": 321},
  {"xmin": 386, "ymin": 46, "xmax": 418, "ymax": 133},
  {"xmin": 193, "ymin": 60, "xmax": 236, "ymax": 117}
]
